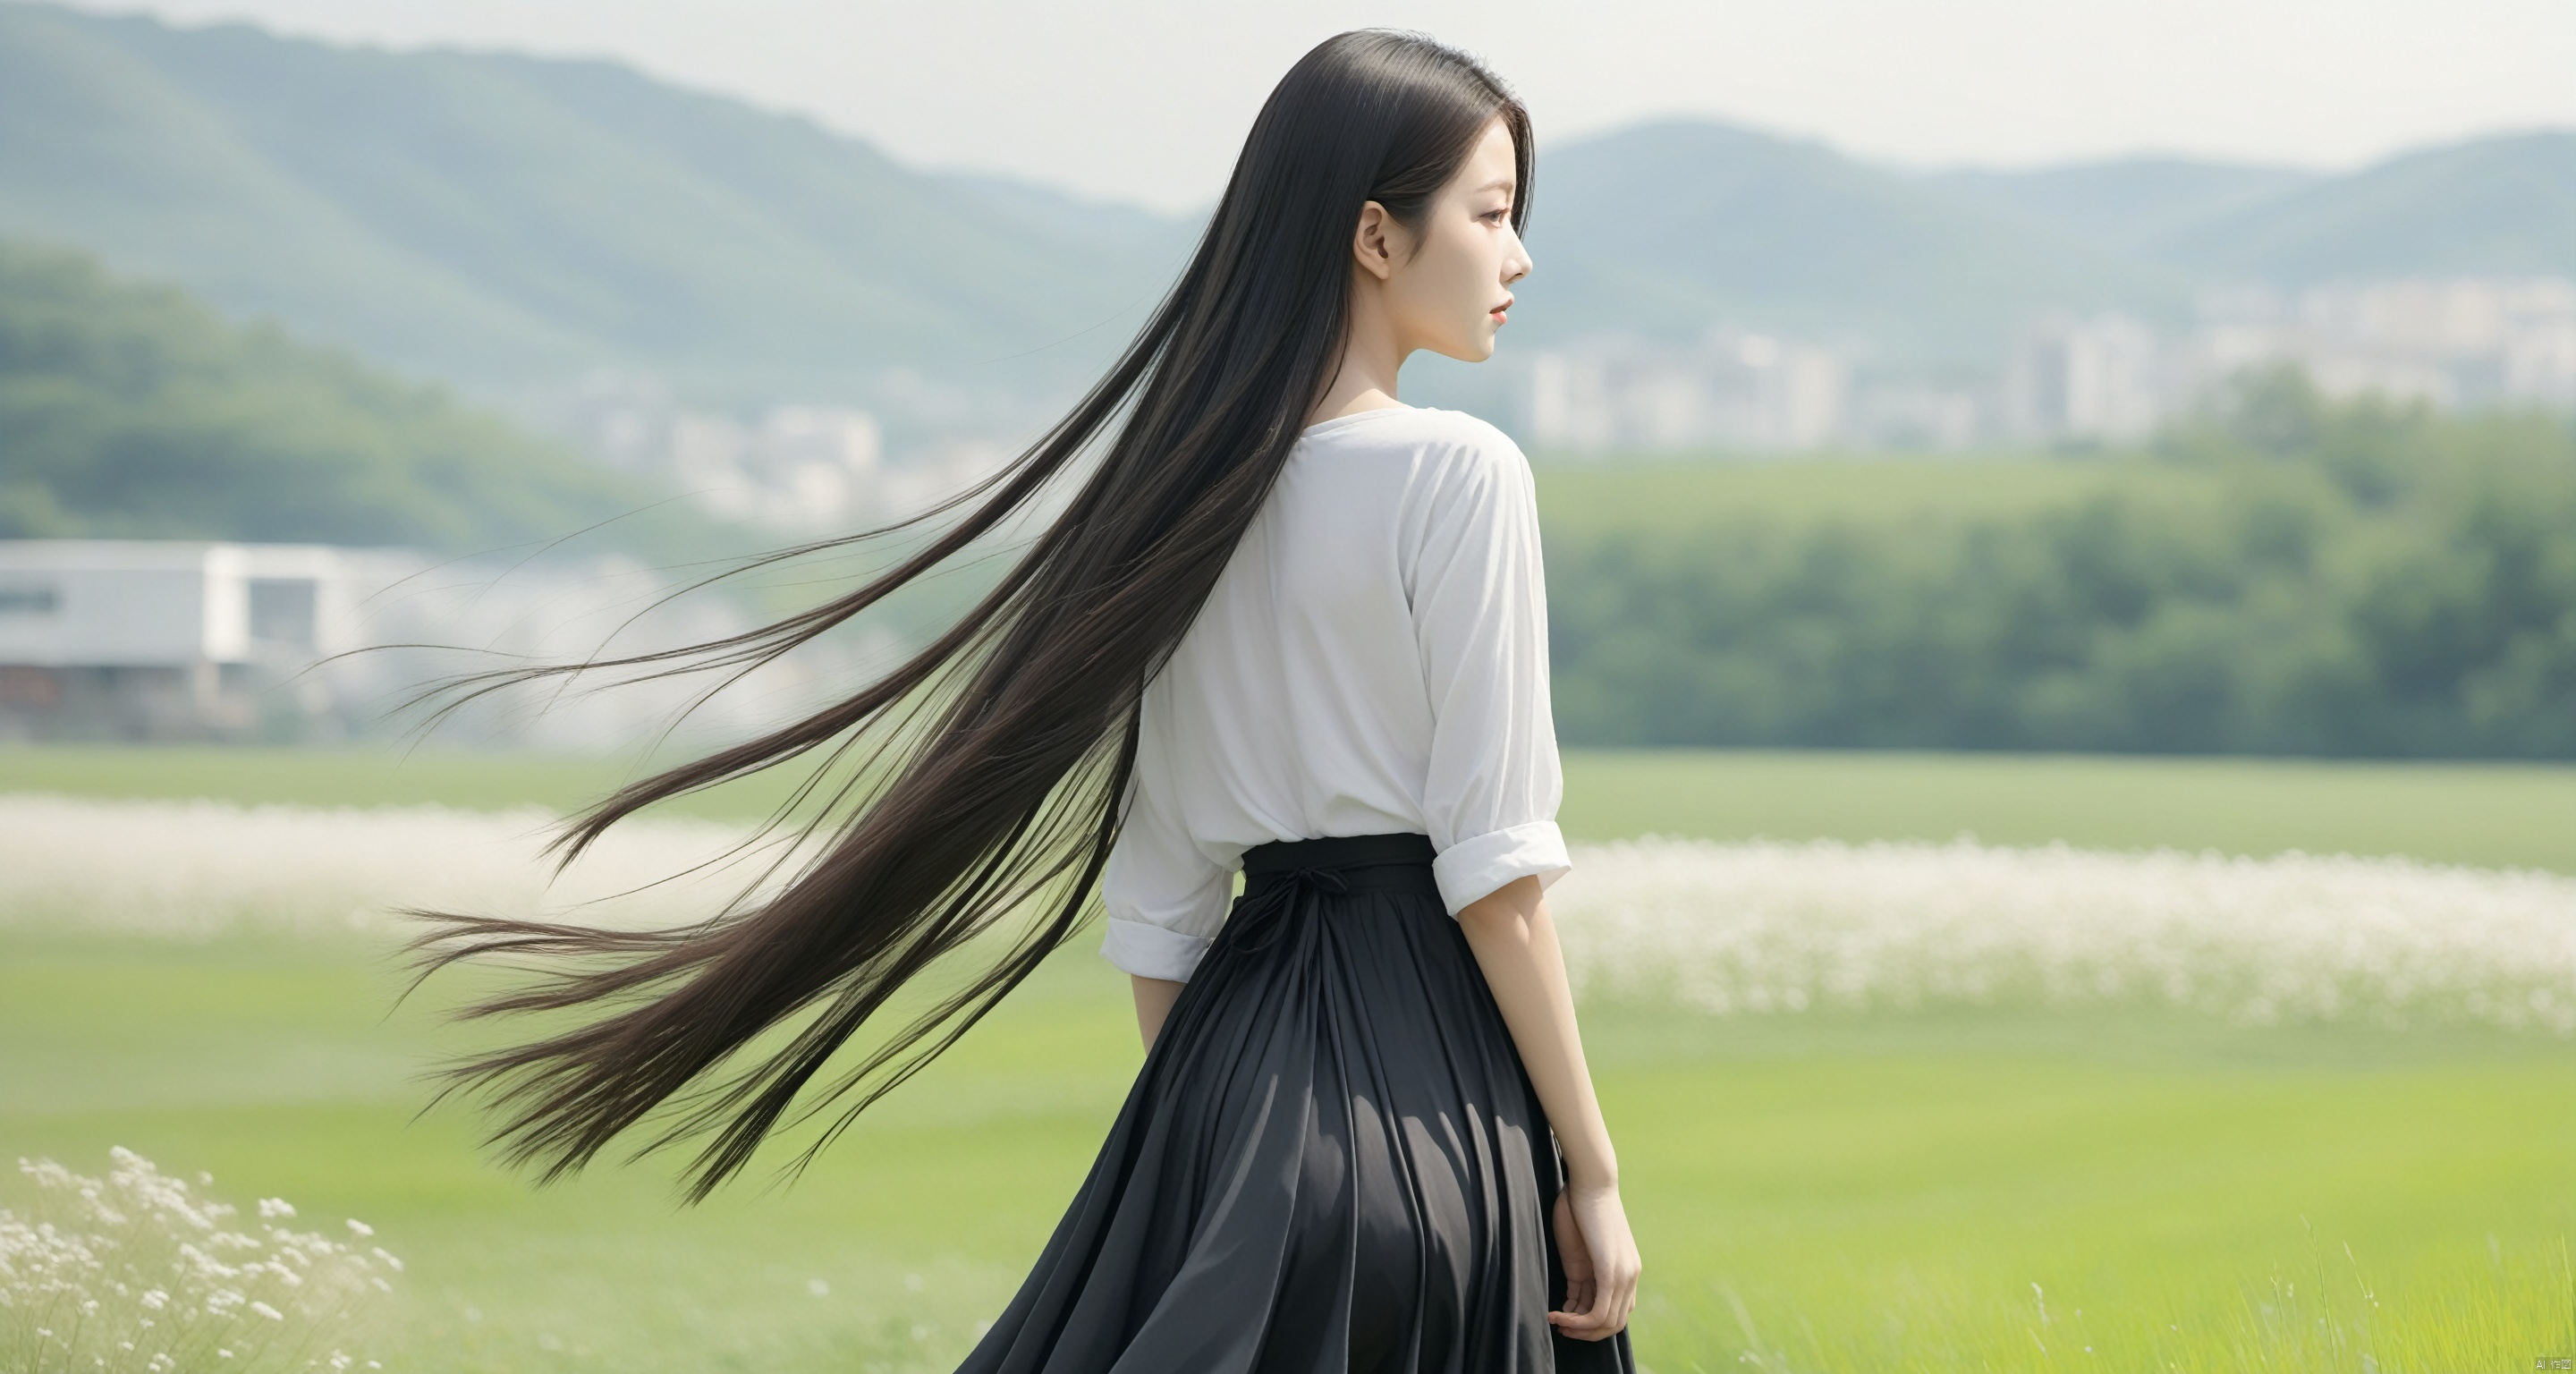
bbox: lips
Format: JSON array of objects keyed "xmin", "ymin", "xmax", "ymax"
[{"xmin": 1491, "ymin": 295, "xmax": 1513, "ymax": 323}]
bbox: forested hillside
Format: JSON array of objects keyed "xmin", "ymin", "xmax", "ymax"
[
  {"xmin": 0, "ymin": 3, "xmax": 1189, "ymax": 397},
  {"xmin": 1545, "ymin": 372, "xmax": 2576, "ymax": 757},
  {"xmin": 0, "ymin": 238, "xmax": 706, "ymax": 553},
  {"xmin": 8, "ymin": 2, "xmax": 2572, "ymax": 400}
]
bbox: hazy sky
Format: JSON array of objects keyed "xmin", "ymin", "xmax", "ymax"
[{"xmin": 73, "ymin": 0, "xmax": 2576, "ymax": 212}]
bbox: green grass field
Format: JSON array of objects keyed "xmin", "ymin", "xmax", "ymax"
[
  {"xmin": 1563, "ymin": 750, "xmax": 2576, "ymax": 875},
  {"xmin": 5, "ymin": 745, "xmax": 2575, "ymax": 1372},
  {"xmin": 1531, "ymin": 455, "xmax": 2217, "ymax": 538}
]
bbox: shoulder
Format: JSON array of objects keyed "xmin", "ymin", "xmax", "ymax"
[
  {"xmin": 1302, "ymin": 405, "xmax": 1521, "ymax": 460},
  {"xmin": 1413, "ymin": 410, "xmax": 1534, "ymax": 513},
  {"xmin": 1303, "ymin": 406, "xmax": 1530, "ymax": 489}
]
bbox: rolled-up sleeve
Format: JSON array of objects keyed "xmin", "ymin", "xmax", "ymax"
[
  {"xmin": 1408, "ymin": 430, "xmax": 1572, "ymax": 914},
  {"xmin": 1099, "ymin": 766, "xmax": 1232, "ymax": 981}
]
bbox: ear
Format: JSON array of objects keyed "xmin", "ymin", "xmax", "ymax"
[{"xmin": 1352, "ymin": 200, "xmax": 1399, "ymax": 282}]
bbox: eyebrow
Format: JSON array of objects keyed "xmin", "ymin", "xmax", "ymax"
[{"xmin": 1476, "ymin": 177, "xmax": 1515, "ymax": 194}]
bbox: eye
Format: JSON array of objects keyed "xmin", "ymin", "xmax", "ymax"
[{"xmin": 1480, "ymin": 208, "xmax": 1509, "ymax": 224}]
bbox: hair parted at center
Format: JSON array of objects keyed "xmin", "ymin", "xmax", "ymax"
[{"xmin": 407, "ymin": 29, "xmax": 1534, "ymax": 1201}]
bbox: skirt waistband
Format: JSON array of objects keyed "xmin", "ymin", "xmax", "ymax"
[{"xmin": 1240, "ymin": 832, "xmax": 1441, "ymax": 900}]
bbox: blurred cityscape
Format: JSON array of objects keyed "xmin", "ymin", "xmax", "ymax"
[
  {"xmin": 497, "ymin": 273, "xmax": 2576, "ymax": 536},
  {"xmin": 1525, "ymin": 275, "xmax": 2576, "ymax": 454},
  {"xmin": 521, "ymin": 369, "xmax": 1017, "ymax": 536}
]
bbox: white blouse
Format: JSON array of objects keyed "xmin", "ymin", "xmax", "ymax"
[{"xmin": 1098, "ymin": 404, "xmax": 1572, "ymax": 982}]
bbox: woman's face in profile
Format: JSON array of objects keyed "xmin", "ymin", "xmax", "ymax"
[{"xmin": 1383, "ymin": 115, "xmax": 1533, "ymax": 364}]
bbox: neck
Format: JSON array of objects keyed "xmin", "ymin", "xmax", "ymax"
[{"xmin": 1306, "ymin": 284, "xmax": 1409, "ymax": 428}]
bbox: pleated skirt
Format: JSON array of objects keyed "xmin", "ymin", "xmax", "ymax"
[{"xmin": 956, "ymin": 832, "xmax": 1637, "ymax": 1374}]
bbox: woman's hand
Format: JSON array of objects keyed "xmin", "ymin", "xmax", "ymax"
[
  {"xmin": 1548, "ymin": 1181, "xmax": 1640, "ymax": 1339},
  {"xmin": 1455, "ymin": 878, "xmax": 1639, "ymax": 1339}
]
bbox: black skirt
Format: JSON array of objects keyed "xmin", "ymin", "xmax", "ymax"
[{"xmin": 957, "ymin": 832, "xmax": 1637, "ymax": 1373}]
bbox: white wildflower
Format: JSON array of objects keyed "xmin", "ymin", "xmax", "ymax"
[
  {"xmin": 1, "ymin": 1149, "xmax": 396, "ymax": 1371},
  {"xmin": 808, "ymin": 1278, "xmax": 830, "ymax": 1297},
  {"xmin": 343, "ymin": 1220, "xmax": 371, "ymax": 1238},
  {"xmin": 1549, "ymin": 837, "xmax": 2576, "ymax": 1035},
  {"xmin": 256, "ymin": 1200, "xmax": 294, "ymax": 1220},
  {"xmin": 12, "ymin": 797, "xmax": 2566, "ymax": 1039},
  {"xmin": 0, "ymin": 795, "xmax": 798, "ymax": 937}
]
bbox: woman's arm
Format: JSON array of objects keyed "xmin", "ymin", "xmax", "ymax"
[
  {"xmin": 1131, "ymin": 974, "xmax": 1184, "ymax": 1050},
  {"xmin": 1456, "ymin": 874, "xmax": 1640, "ymax": 1340}
]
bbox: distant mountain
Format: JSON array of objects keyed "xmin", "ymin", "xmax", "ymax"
[
  {"xmin": 936, "ymin": 172, "xmax": 1204, "ymax": 267},
  {"xmin": 1933, "ymin": 157, "xmax": 2317, "ymax": 256},
  {"xmin": 1521, "ymin": 121, "xmax": 2197, "ymax": 362},
  {"xmin": 0, "ymin": 3, "xmax": 1191, "ymax": 402},
  {"xmin": 2148, "ymin": 131, "xmax": 2576, "ymax": 283},
  {"xmin": 7, "ymin": 0, "xmax": 2572, "ymax": 407}
]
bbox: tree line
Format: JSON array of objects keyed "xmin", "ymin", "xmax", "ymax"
[{"xmin": 1545, "ymin": 370, "xmax": 2576, "ymax": 758}]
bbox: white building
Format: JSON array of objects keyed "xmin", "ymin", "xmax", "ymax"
[
  {"xmin": 2182, "ymin": 276, "xmax": 2576, "ymax": 411},
  {"xmin": 2005, "ymin": 312, "xmax": 2165, "ymax": 444},
  {"xmin": 530, "ymin": 371, "xmax": 893, "ymax": 533},
  {"xmin": 1997, "ymin": 280, "xmax": 2576, "ymax": 447},
  {"xmin": 0, "ymin": 540, "xmax": 868, "ymax": 744},
  {"xmin": 1526, "ymin": 328, "xmax": 1846, "ymax": 454},
  {"xmin": 0, "ymin": 541, "xmax": 405, "ymax": 737},
  {"xmin": 670, "ymin": 405, "xmax": 884, "ymax": 532}
]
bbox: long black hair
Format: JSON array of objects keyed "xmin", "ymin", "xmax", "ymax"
[{"xmin": 411, "ymin": 29, "xmax": 1533, "ymax": 1201}]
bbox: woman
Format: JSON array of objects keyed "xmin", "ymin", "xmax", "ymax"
[{"xmin": 417, "ymin": 29, "xmax": 1638, "ymax": 1372}]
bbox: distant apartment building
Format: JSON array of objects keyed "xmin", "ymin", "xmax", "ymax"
[
  {"xmin": 2187, "ymin": 276, "xmax": 2576, "ymax": 411},
  {"xmin": 1527, "ymin": 328, "xmax": 1846, "ymax": 454},
  {"xmin": 2005, "ymin": 312, "xmax": 2165, "ymax": 444},
  {"xmin": 530, "ymin": 369, "xmax": 1013, "ymax": 531},
  {"xmin": 666, "ymin": 404, "xmax": 883, "ymax": 532},
  {"xmin": 2000, "ymin": 276, "xmax": 2576, "ymax": 445},
  {"xmin": 0, "ymin": 540, "xmax": 834, "ymax": 745}
]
